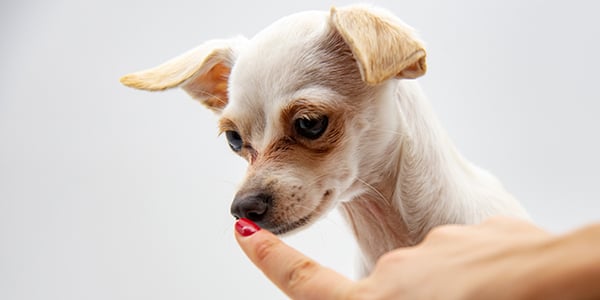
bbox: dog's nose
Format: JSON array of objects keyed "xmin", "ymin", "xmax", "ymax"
[{"xmin": 230, "ymin": 193, "xmax": 272, "ymax": 222}]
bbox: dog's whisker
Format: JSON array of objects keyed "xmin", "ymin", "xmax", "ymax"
[
  {"xmin": 356, "ymin": 177, "xmax": 389, "ymax": 204},
  {"xmin": 370, "ymin": 128, "xmax": 408, "ymax": 138},
  {"xmin": 300, "ymin": 174, "xmax": 330, "ymax": 188}
]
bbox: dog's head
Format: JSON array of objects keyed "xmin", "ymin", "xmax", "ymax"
[{"xmin": 121, "ymin": 6, "xmax": 426, "ymax": 234}]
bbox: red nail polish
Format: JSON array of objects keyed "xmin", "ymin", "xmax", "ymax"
[{"xmin": 235, "ymin": 218, "xmax": 261, "ymax": 236}]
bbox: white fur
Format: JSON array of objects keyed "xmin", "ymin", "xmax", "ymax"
[{"xmin": 121, "ymin": 5, "xmax": 529, "ymax": 274}]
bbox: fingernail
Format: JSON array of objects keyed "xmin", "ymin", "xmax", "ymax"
[{"xmin": 235, "ymin": 218, "xmax": 261, "ymax": 237}]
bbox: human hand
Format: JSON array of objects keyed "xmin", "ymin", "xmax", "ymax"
[{"xmin": 234, "ymin": 217, "xmax": 600, "ymax": 300}]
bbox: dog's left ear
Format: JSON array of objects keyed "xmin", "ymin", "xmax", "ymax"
[{"xmin": 330, "ymin": 6, "xmax": 427, "ymax": 84}]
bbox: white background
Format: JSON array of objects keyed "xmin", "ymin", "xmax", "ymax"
[{"xmin": 1, "ymin": 0, "xmax": 599, "ymax": 299}]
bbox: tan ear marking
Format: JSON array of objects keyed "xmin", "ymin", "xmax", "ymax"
[
  {"xmin": 330, "ymin": 6, "xmax": 427, "ymax": 84},
  {"xmin": 182, "ymin": 62, "xmax": 231, "ymax": 112},
  {"xmin": 119, "ymin": 37, "xmax": 246, "ymax": 114}
]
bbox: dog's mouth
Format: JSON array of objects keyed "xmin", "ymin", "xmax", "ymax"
[
  {"xmin": 269, "ymin": 189, "xmax": 335, "ymax": 235},
  {"xmin": 270, "ymin": 213, "xmax": 313, "ymax": 235}
]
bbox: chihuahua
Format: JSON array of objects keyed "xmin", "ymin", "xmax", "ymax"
[{"xmin": 120, "ymin": 5, "xmax": 528, "ymax": 272}]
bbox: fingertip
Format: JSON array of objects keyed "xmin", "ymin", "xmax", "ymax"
[
  {"xmin": 233, "ymin": 222, "xmax": 354, "ymax": 299},
  {"xmin": 235, "ymin": 218, "xmax": 261, "ymax": 237},
  {"xmin": 233, "ymin": 218, "xmax": 277, "ymax": 263}
]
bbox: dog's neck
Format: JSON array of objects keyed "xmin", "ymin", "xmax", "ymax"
[{"xmin": 340, "ymin": 80, "xmax": 481, "ymax": 271}]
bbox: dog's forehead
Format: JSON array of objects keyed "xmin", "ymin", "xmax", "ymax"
[{"xmin": 227, "ymin": 11, "xmax": 330, "ymax": 110}]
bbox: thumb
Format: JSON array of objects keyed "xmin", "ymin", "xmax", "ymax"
[{"xmin": 234, "ymin": 218, "xmax": 355, "ymax": 300}]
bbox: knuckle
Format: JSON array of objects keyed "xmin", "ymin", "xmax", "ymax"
[
  {"xmin": 480, "ymin": 215, "xmax": 525, "ymax": 230},
  {"xmin": 253, "ymin": 238, "xmax": 280, "ymax": 265},
  {"xmin": 481, "ymin": 216, "xmax": 543, "ymax": 234},
  {"xmin": 482, "ymin": 215, "xmax": 513, "ymax": 224},
  {"xmin": 285, "ymin": 259, "xmax": 319, "ymax": 292},
  {"xmin": 373, "ymin": 249, "xmax": 411, "ymax": 271},
  {"xmin": 377, "ymin": 251, "xmax": 401, "ymax": 265},
  {"xmin": 427, "ymin": 224, "xmax": 463, "ymax": 238}
]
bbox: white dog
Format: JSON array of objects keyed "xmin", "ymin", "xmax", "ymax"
[{"xmin": 121, "ymin": 5, "xmax": 528, "ymax": 273}]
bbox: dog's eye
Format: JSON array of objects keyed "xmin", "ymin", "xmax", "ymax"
[
  {"xmin": 225, "ymin": 130, "xmax": 243, "ymax": 152},
  {"xmin": 294, "ymin": 116, "xmax": 328, "ymax": 140}
]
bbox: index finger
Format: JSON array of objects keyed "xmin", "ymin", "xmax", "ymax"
[{"xmin": 234, "ymin": 218, "xmax": 355, "ymax": 300}]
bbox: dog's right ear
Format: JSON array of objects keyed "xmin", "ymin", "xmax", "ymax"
[{"xmin": 120, "ymin": 37, "xmax": 247, "ymax": 114}]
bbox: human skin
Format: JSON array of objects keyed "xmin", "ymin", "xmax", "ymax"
[{"xmin": 234, "ymin": 217, "xmax": 600, "ymax": 300}]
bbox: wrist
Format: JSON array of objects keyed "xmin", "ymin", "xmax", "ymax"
[{"xmin": 517, "ymin": 224, "xmax": 600, "ymax": 299}]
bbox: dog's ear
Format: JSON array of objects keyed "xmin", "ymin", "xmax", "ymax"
[
  {"xmin": 120, "ymin": 37, "xmax": 246, "ymax": 113},
  {"xmin": 330, "ymin": 6, "xmax": 426, "ymax": 84}
]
